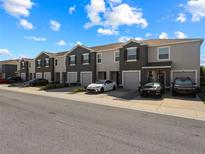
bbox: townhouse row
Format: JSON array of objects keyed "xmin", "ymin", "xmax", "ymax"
[{"xmin": 18, "ymin": 39, "xmax": 203, "ymax": 90}]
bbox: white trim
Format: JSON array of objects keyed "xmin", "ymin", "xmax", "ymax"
[
  {"xmin": 80, "ymin": 71, "xmax": 93, "ymax": 85},
  {"xmin": 67, "ymin": 72, "xmax": 78, "ymax": 83},
  {"xmin": 114, "ymin": 51, "xmax": 119, "ymax": 63},
  {"xmin": 142, "ymin": 66, "xmax": 171, "ymax": 69},
  {"xmin": 96, "ymin": 53, "xmax": 102, "ymax": 64},
  {"xmin": 65, "ymin": 45, "xmax": 93, "ymax": 56},
  {"xmin": 126, "ymin": 59, "xmax": 137, "ymax": 62},
  {"xmin": 171, "ymin": 69, "xmax": 198, "ymax": 84},
  {"xmin": 157, "ymin": 46, "xmax": 170, "ymax": 61},
  {"xmin": 122, "ymin": 70, "xmax": 141, "ymax": 88},
  {"xmin": 35, "ymin": 52, "xmax": 53, "ymax": 59}
]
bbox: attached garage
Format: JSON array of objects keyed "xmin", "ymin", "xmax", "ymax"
[
  {"xmin": 44, "ymin": 72, "xmax": 51, "ymax": 82},
  {"xmin": 36, "ymin": 72, "xmax": 42, "ymax": 79},
  {"xmin": 20, "ymin": 73, "xmax": 26, "ymax": 81},
  {"xmin": 67, "ymin": 72, "xmax": 77, "ymax": 83},
  {"xmin": 122, "ymin": 70, "xmax": 141, "ymax": 90},
  {"xmin": 171, "ymin": 70, "xmax": 197, "ymax": 83},
  {"xmin": 81, "ymin": 71, "xmax": 92, "ymax": 86}
]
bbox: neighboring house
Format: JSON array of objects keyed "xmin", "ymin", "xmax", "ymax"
[
  {"xmin": 91, "ymin": 43, "xmax": 124, "ymax": 85},
  {"xmin": 35, "ymin": 52, "xmax": 55, "ymax": 82},
  {"xmin": 65, "ymin": 45, "xmax": 96, "ymax": 86},
  {"xmin": 0, "ymin": 60, "xmax": 19, "ymax": 79},
  {"xmin": 28, "ymin": 59, "xmax": 36, "ymax": 80},
  {"xmin": 54, "ymin": 51, "xmax": 67, "ymax": 83},
  {"xmin": 19, "ymin": 59, "xmax": 30, "ymax": 81}
]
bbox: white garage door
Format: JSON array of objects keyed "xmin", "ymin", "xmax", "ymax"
[
  {"xmin": 21, "ymin": 73, "xmax": 26, "ymax": 81},
  {"xmin": 122, "ymin": 71, "xmax": 141, "ymax": 90},
  {"xmin": 44, "ymin": 72, "xmax": 51, "ymax": 82},
  {"xmin": 36, "ymin": 73, "xmax": 42, "ymax": 79},
  {"xmin": 67, "ymin": 72, "xmax": 77, "ymax": 83},
  {"xmin": 81, "ymin": 72, "xmax": 92, "ymax": 86},
  {"xmin": 172, "ymin": 70, "xmax": 196, "ymax": 83}
]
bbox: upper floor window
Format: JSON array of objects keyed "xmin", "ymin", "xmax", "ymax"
[
  {"xmin": 82, "ymin": 53, "xmax": 90, "ymax": 65},
  {"xmin": 37, "ymin": 59, "xmax": 41, "ymax": 68},
  {"xmin": 21, "ymin": 61, "xmax": 25, "ymax": 69},
  {"xmin": 55, "ymin": 59, "xmax": 58, "ymax": 66},
  {"xmin": 127, "ymin": 47, "xmax": 137, "ymax": 61},
  {"xmin": 45, "ymin": 58, "xmax": 50, "ymax": 67},
  {"xmin": 28, "ymin": 62, "xmax": 31, "ymax": 68},
  {"xmin": 158, "ymin": 47, "xmax": 170, "ymax": 61},
  {"xmin": 69, "ymin": 55, "xmax": 76, "ymax": 65},
  {"xmin": 97, "ymin": 53, "xmax": 102, "ymax": 64},
  {"xmin": 114, "ymin": 51, "xmax": 119, "ymax": 62}
]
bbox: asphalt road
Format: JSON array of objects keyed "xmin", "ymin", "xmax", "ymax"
[{"xmin": 0, "ymin": 89, "xmax": 205, "ymax": 154}]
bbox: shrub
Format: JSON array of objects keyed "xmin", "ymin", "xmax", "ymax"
[
  {"xmin": 72, "ymin": 87, "xmax": 86, "ymax": 93},
  {"xmin": 40, "ymin": 83, "xmax": 69, "ymax": 90}
]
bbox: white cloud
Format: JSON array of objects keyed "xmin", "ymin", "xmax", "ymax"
[
  {"xmin": 176, "ymin": 13, "xmax": 186, "ymax": 23},
  {"xmin": 76, "ymin": 41, "xmax": 82, "ymax": 45},
  {"xmin": 24, "ymin": 36, "xmax": 47, "ymax": 42},
  {"xmin": 56, "ymin": 40, "xmax": 66, "ymax": 46},
  {"xmin": 19, "ymin": 19, "xmax": 33, "ymax": 30},
  {"xmin": 159, "ymin": 32, "xmax": 169, "ymax": 39},
  {"xmin": 145, "ymin": 33, "xmax": 152, "ymax": 37},
  {"xmin": 68, "ymin": 6, "xmax": 76, "ymax": 14},
  {"xmin": 50, "ymin": 20, "xmax": 61, "ymax": 31},
  {"xmin": 186, "ymin": 0, "xmax": 205, "ymax": 22},
  {"xmin": 118, "ymin": 36, "xmax": 143, "ymax": 42},
  {"xmin": 174, "ymin": 31, "xmax": 187, "ymax": 39},
  {"xmin": 85, "ymin": 0, "xmax": 148, "ymax": 35},
  {"xmin": 97, "ymin": 27, "xmax": 118, "ymax": 35},
  {"xmin": 0, "ymin": 48, "xmax": 12, "ymax": 56},
  {"xmin": 2, "ymin": 0, "xmax": 34, "ymax": 18}
]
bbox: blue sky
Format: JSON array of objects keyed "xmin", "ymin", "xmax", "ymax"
[{"xmin": 0, "ymin": 0, "xmax": 205, "ymax": 64}]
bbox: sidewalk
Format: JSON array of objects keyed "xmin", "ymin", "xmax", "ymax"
[{"xmin": 0, "ymin": 85, "xmax": 205, "ymax": 121}]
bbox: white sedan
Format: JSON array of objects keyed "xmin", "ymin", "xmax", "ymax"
[{"xmin": 86, "ymin": 80, "xmax": 117, "ymax": 93}]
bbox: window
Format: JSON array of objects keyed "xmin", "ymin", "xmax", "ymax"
[
  {"xmin": 21, "ymin": 61, "xmax": 25, "ymax": 69},
  {"xmin": 114, "ymin": 51, "xmax": 119, "ymax": 62},
  {"xmin": 28, "ymin": 62, "xmax": 31, "ymax": 68},
  {"xmin": 127, "ymin": 47, "xmax": 137, "ymax": 61},
  {"xmin": 158, "ymin": 47, "xmax": 170, "ymax": 60},
  {"xmin": 37, "ymin": 59, "xmax": 41, "ymax": 68},
  {"xmin": 55, "ymin": 59, "xmax": 58, "ymax": 66},
  {"xmin": 45, "ymin": 58, "xmax": 49, "ymax": 67},
  {"xmin": 69, "ymin": 55, "xmax": 76, "ymax": 65},
  {"xmin": 83, "ymin": 53, "xmax": 89, "ymax": 64},
  {"xmin": 97, "ymin": 53, "xmax": 102, "ymax": 64}
]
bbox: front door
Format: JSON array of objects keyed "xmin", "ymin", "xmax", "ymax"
[{"xmin": 158, "ymin": 71, "xmax": 166, "ymax": 86}]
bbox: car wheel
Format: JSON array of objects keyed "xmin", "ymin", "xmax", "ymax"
[
  {"xmin": 100, "ymin": 87, "xmax": 104, "ymax": 93},
  {"xmin": 113, "ymin": 86, "xmax": 116, "ymax": 90}
]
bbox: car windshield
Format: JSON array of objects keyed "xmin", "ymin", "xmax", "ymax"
[
  {"xmin": 144, "ymin": 82, "xmax": 160, "ymax": 88},
  {"xmin": 175, "ymin": 79, "xmax": 192, "ymax": 86},
  {"xmin": 96, "ymin": 80, "xmax": 105, "ymax": 84}
]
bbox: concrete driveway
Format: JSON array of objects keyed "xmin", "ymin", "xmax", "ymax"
[{"xmin": 0, "ymin": 85, "xmax": 205, "ymax": 121}]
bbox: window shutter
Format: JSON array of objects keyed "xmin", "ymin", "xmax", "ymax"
[
  {"xmin": 75, "ymin": 56, "xmax": 77, "ymax": 64},
  {"xmin": 124, "ymin": 49, "xmax": 127, "ymax": 61},
  {"xmin": 49, "ymin": 59, "xmax": 51, "ymax": 66},
  {"xmin": 89, "ymin": 53, "xmax": 91, "ymax": 63},
  {"xmin": 68, "ymin": 56, "xmax": 70, "ymax": 65},
  {"xmin": 81, "ymin": 55, "xmax": 83, "ymax": 64},
  {"xmin": 137, "ymin": 47, "xmax": 140, "ymax": 60}
]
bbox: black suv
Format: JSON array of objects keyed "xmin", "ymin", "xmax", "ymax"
[
  {"xmin": 7, "ymin": 76, "xmax": 23, "ymax": 83},
  {"xmin": 172, "ymin": 77, "xmax": 196, "ymax": 97}
]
